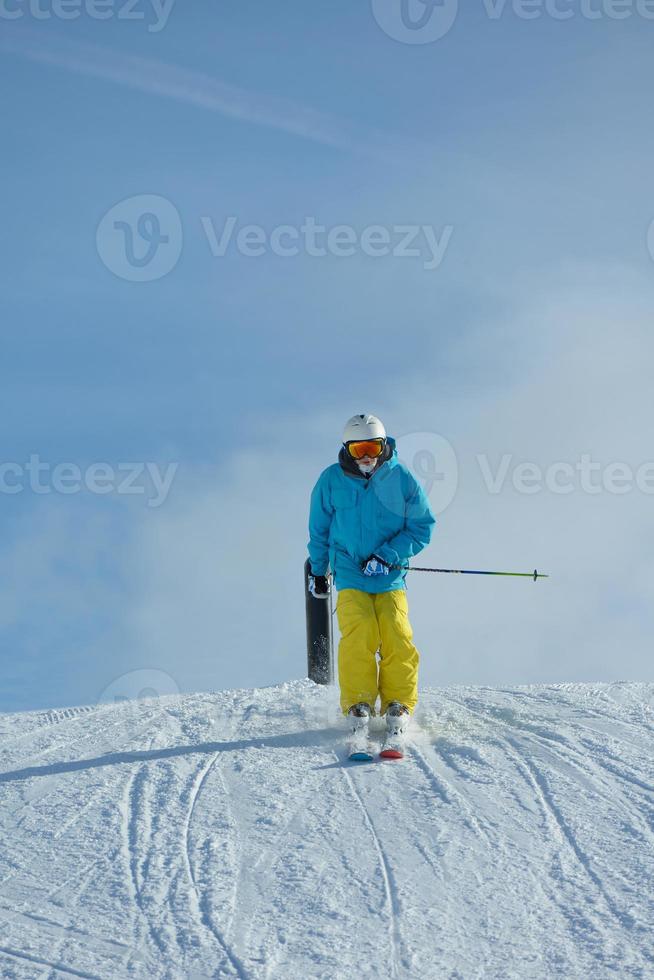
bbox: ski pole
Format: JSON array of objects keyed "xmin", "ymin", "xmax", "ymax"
[{"xmin": 388, "ymin": 564, "xmax": 549, "ymax": 582}]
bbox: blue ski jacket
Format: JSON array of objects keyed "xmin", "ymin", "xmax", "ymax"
[{"xmin": 307, "ymin": 437, "xmax": 436, "ymax": 594}]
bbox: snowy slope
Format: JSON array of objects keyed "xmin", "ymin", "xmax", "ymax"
[{"xmin": 1, "ymin": 680, "xmax": 653, "ymax": 979}]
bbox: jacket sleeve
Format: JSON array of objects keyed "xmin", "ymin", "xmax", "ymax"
[
  {"xmin": 308, "ymin": 473, "xmax": 334, "ymax": 576},
  {"xmin": 375, "ymin": 472, "xmax": 436, "ymax": 568}
]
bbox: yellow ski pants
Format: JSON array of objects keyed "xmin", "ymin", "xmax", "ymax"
[{"xmin": 336, "ymin": 588, "xmax": 420, "ymax": 716}]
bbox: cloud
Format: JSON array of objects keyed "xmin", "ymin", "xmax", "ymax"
[
  {"xmin": 119, "ymin": 267, "xmax": 654, "ymax": 694},
  {"xmin": 3, "ymin": 266, "xmax": 652, "ymax": 712},
  {"xmin": 122, "ymin": 434, "xmax": 343, "ymax": 691},
  {"xmin": 0, "ymin": 500, "xmax": 131, "ymax": 712},
  {"xmin": 386, "ymin": 268, "xmax": 654, "ymax": 686},
  {"xmin": 0, "ymin": 29, "xmax": 390, "ymax": 155},
  {"xmin": 3, "ymin": 265, "xmax": 653, "ymax": 713}
]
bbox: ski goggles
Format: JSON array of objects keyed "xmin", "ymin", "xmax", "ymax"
[{"xmin": 345, "ymin": 438, "xmax": 386, "ymax": 460}]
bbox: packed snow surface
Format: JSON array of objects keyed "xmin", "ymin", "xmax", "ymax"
[{"xmin": 1, "ymin": 680, "xmax": 653, "ymax": 979}]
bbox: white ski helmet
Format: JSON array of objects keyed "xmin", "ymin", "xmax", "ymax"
[{"xmin": 342, "ymin": 414, "xmax": 387, "ymax": 444}]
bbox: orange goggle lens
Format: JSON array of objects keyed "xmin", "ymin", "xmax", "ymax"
[{"xmin": 346, "ymin": 439, "xmax": 385, "ymax": 460}]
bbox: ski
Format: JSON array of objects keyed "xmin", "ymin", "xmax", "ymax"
[
  {"xmin": 347, "ymin": 732, "xmax": 374, "ymax": 762},
  {"xmin": 346, "ymin": 702, "xmax": 374, "ymax": 761},
  {"xmin": 380, "ymin": 703, "xmax": 409, "ymax": 759},
  {"xmin": 379, "ymin": 734, "xmax": 406, "ymax": 760}
]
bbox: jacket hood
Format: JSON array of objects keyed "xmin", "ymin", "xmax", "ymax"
[{"xmin": 338, "ymin": 436, "xmax": 396, "ymax": 480}]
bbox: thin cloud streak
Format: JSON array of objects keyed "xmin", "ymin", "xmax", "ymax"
[{"xmin": 1, "ymin": 30, "xmax": 377, "ymax": 153}]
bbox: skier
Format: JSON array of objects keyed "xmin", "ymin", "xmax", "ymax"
[{"xmin": 307, "ymin": 415, "xmax": 436, "ymax": 758}]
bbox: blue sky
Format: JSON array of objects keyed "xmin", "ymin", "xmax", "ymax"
[{"xmin": 1, "ymin": 2, "xmax": 654, "ymax": 711}]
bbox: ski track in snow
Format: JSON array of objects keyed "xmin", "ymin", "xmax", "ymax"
[
  {"xmin": 337, "ymin": 754, "xmax": 405, "ymax": 978},
  {"xmin": 1, "ymin": 680, "xmax": 653, "ymax": 979},
  {"xmin": 181, "ymin": 752, "xmax": 248, "ymax": 978},
  {"xmin": 432, "ymin": 686, "xmax": 654, "ymax": 975}
]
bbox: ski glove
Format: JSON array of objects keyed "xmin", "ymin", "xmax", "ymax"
[
  {"xmin": 361, "ymin": 555, "xmax": 391, "ymax": 577},
  {"xmin": 308, "ymin": 574, "xmax": 331, "ymax": 599}
]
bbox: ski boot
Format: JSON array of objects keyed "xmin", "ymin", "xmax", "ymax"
[
  {"xmin": 380, "ymin": 701, "xmax": 410, "ymax": 759},
  {"xmin": 347, "ymin": 702, "xmax": 373, "ymax": 761}
]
